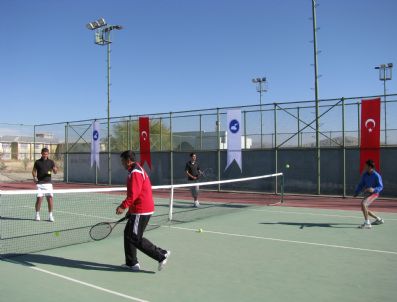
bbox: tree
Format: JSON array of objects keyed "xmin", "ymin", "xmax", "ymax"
[{"xmin": 110, "ymin": 119, "xmax": 171, "ymax": 152}]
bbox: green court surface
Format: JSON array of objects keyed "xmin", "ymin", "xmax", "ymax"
[{"xmin": 1, "ymin": 204, "xmax": 397, "ymax": 302}]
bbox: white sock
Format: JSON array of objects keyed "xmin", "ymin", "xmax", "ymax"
[
  {"xmin": 365, "ymin": 219, "xmax": 370, "ymax": 224},
  {"xmin": 36, "ymin": 212, "xmax": 40, "ymax": 215},
  {"xmin": 49, "ymin": 212, "xmax": 53, "ymax": 217}
]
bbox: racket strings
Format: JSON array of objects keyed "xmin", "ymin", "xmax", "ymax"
[{"xmin": 90, "ymin": 222, "xmax": 113, "ymax": 241}]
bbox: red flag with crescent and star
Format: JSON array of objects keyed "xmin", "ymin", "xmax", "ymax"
[
  {"xmin": 139, "ymin": 117, "xmax": 151, "ymax": 169},
  {"xmin": 360, "ymin": 98, "xmax": 381, "ymax": 173}
]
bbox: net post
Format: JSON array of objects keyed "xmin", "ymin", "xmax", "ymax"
[
  {"xmin": 281, "ymin": 173, "xmax": 284, "ymax": 204},
  {"xmin": 268, "ymin": 173, "xmax": 284, "ymax": 206},
  {"xmin": 168, "ymin": 185, "xmax": 174, "ymax": 221}
]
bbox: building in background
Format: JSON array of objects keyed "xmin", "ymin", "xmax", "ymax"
[{"xmin": 0, "ymin": 134, "xmax": 60, "ymax": 160}]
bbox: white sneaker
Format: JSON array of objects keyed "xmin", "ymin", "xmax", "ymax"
[
  {"xmin": 373, "ymin": 218, "xmax": 384, "ymax": 225},
  {"xmin": 194, "ymin": 200, "xmax": 200, "ymax": 207},
  {"xmin": 158, "ymin": 251, "xmax": 171, "ymax": 271},
  {"xmin": 35, "ymin": 213, "xmax": 40, "ymax": 221},
  {"xmin": 49, "ymin": 214, "xmax": 54, "ymax": 222},
  {"xmin": 121, "ymin": 263, "xmax": 140, "ymax": 272},
  {"xmin": 359, "ymin": 223, "xmax": 371, "ymax": 229}
]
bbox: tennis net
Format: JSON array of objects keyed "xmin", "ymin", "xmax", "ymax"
[{"xmin": 0, "ymin": 173, "xmax": 283, "ymax": 258}]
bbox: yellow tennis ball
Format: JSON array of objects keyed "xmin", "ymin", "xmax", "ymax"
[
  {"xmin": 285, "ymin": 164, "xmax": 290, "ymax": 169},
  {"xmin": 198, "ymin": 228, "xmax": 203, "ymax": 233},
  {"xmin": 54, "ymin": 231, "xmax": 60, "ymax": 237}
]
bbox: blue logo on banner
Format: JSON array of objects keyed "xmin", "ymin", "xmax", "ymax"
[
  {"xmin": 93, "ymin": 130, "xmax": 99, "ymax": 141},
  {"xmin": 229, "ymin": 119, "xmax": 239, "ymax": 134}
]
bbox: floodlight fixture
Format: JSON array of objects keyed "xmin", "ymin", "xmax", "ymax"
[
  {"xmin": 374, "ymin": 62, "xmax": 393, "ymax": 144},
  {"xmin": 251, "ymin": 76, "xmax": 267, "ymax": 148},
  {"xmin": 102, "ymin": 25, "xmax": 123, "ymax": 33},
  {"xmin": 252, "ymin": 77, "xmax": 267, "ymax": 93},
  {"xmin": 252, "ymin": 77, "xmax": 266, "ymax": 83},
  {"xmin": 86, "ymin": 18, "xmax": 107, "ymax": 30}
]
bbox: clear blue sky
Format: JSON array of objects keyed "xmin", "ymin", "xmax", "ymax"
[{"xmin": 1, "ymin": 0, "xmax": 396, "ymax": 126}]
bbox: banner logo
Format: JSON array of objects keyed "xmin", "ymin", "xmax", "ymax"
[
  {"xmin": 229, "ymin": 119, "xmax": 240, "ymax": 134},
  {"xmin": 364, "ymin": 119, "xmax": 376, "ymax": 133},
  {"xmin": 141, "ymin": 130, "xmax": 148, "ymax": 141},
  {"xmin": 93, "ymin": 130, "xmax": 99, "ymax": 141}
]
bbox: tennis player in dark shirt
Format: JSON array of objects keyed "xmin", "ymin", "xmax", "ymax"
[
  {"xmin": 32, "ymin": 148, "xmax": 57, "ymax": 222},
  {"xmin": 185, "ymin": 153, "xmax": 201, "ymax": 207}
]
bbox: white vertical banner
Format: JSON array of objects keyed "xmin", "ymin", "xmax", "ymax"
[
  {"xmin": 91, "ymin": 120, "xmax": 100, "ymax": 169},
  {"xmin": 225, "ymin": 109, "xmax": 242, "ymax": 172}
]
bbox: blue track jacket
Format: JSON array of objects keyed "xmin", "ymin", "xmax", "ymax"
[{"xmin": 354, "ymin": 170, "xmax": 383, "ymax": 195}]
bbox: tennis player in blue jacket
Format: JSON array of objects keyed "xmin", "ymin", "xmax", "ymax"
[{"xmin": 354, "ymin": 159, "xmax": 384, "ymax": 229}]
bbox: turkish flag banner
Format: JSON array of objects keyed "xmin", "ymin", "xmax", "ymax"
[
  {"xmin": 360, "ymin": 98, "xmax": 381, "ymax": 173},
  {"xmin": 139, "ymin": 117, "xmax": 151, "ymax": 169}
]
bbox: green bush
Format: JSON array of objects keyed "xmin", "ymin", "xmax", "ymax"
[{"xmin": 0, "ymin": 160, "xmax": 6, "ymax": 171}]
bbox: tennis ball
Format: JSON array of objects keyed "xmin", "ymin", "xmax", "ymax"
[
  {"xmin": 285, "ymin": 164, "xmax": 290, "ymax": 169},
  {"xmin": 197, "ymin": 228, "xmax": 203, "ymax": 233},
  {"xmin": 54, "ymin": 231, "xmax": 60, "ymax": 237}
]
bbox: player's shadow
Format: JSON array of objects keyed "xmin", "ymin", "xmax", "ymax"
[
  {"xmin": 5, "ymin": 254, "xmax": 155, "ymax": 274},
  {"xmin": 260, "ymin": 222, "xmax": 358, "ymax": 229},
  {"xmin": 0, "ymin": 216, "xmax": 37, "ymax": 222}
]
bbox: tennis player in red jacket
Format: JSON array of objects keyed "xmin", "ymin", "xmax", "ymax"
[{"xmin": 116, "ymin": 150, "xmax": 170, "ymax": 271}]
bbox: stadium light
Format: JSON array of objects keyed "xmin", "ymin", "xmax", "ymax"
[
  {"xmin": 252, "ymin": 77, "xmax": 267, "ymax": 148},
  {"xmin": 86, "ymin": 18, "xmax": 107, "ymax": 30},
  {"xmin": 374, "ymin": 63, "xmax": 393, "ymax": 145},
  {"xmin": 86, "ymin": 18, "xmax": 123, "ymax": 184}
]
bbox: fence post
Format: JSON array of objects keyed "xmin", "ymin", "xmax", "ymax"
[
  {"xmin": 217, "ymin": 108, "xmax": 221, "ymax": 191},
  {"xmin": 199, "ymin": 114, "xmax": 202, "ymax": 150},
  {"xmin": 342, "ymin": 97, "xmax": 346, "ymax": 197},
  {"xmin": 329, "ymin": 131, "xmax": 332, "ymax": 147},
  {"xmin": 65, "ymin": 123, "xmax": 69, "ymax": 183},
  {"xmin": 357, "ymin": 102, "xmax": 360, "ymax": 147},
  {"xmin": 159, "ymin": 117, "xmax": 162, "ymax": 151},
  {"xmin": 33, "ymin": 125, "xmax": 36, "ymax": 162},
  {"xmin": 170, "ymin": 112, "xmax": 173, "ymax": 185},
  {"xmin": 243, "ymin": 110, "xmax": 247, "ymax": 149},
  {"xmin": 297, "ymin": 107, "xmax": 301, "ymax": 147},
  {"xmin": 127, "ymin": 116, "xmax": 131, "ymax": 150},
  {"xmin": 274, "ymin": 103, "xmax": 278, "ymax": 194}
]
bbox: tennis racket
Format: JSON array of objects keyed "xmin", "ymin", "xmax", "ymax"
[
  {"xmin": 199, "ymin": 168, "xmax": 215, "ymax": 181},
  {"xmin": 89, "ymin": 215, "xmax": 129, "ymax": 241}
]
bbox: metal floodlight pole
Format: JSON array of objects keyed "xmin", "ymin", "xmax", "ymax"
[
  {"xmin": 252, "ymin": 77, "xmax": 267, "ymax": 148},
  {"xmin": 375, "ymin": 63, "xmax": 393, "ymax": 145},
  {"xmin": 86, "ymin": 18, "xmax": 122, "ymax": 184},
  {"xmin": 312, "ymin": 0, "xmax": 320, "ymax": 195},
  {"xmin": 107, "ymin": 40, "xmax": 111, "ymax": 184}
]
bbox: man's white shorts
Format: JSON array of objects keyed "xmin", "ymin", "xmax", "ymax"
[{"xmin": 36, "ymin": 183, "xmax": 54, "ymax": 197}]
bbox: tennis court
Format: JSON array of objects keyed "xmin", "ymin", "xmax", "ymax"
[{"xmin": 1, "ymin": 184, "xmax": 396, "ymax": 302}]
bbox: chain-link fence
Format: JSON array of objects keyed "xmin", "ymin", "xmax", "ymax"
[{"xmin": 2, "ymin": 94, "xmax": 396, "ymax": 196}]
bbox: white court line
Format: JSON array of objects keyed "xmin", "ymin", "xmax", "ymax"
[
  {"xmin": 29, "ymin": 266, "xmax": 150, "ymax": 302},
  {"xmin": 169, "ymin": 226, "xmax": 397, "ymax": 255},
  {"xmin": 250, "ymin": 208, "xmax": 397, "ymax": 221},
  {"xmin": 12, "ymin": 204, "xmax": 116, "ymax": 221}
]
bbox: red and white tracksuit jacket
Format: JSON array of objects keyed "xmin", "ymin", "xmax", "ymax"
[{"xmin": 119, "ymin": 163, "xmax": 154, "ymax": 215}]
